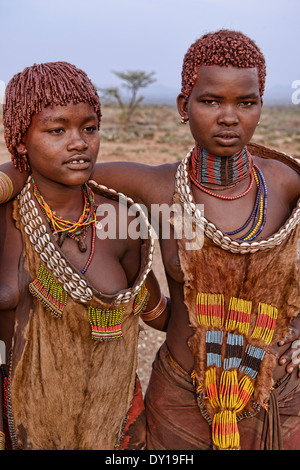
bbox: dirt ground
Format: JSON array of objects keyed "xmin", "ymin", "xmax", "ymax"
[{"xmin": 0, "ymin": 104, "xmax": 299, "ymax": 394}]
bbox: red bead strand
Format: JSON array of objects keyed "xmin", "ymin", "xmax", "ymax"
[{"xmin": 81, "ymin": 221, "xmax": 96, "ymax": 274}]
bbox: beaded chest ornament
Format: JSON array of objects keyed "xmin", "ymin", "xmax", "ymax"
[{"xmin": 193, "ymin": 293, "xmax": 278, "ymax": 450}]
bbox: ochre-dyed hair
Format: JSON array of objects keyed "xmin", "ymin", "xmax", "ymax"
[
  {"xmin": 3, "ymin": 61, "xmax": 102, "ymax": 171},
  {"xmin": 181, "ymin": 29, "xmax": 266, "ymax": 100}
]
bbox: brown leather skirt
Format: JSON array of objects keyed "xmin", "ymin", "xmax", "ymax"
[{"xmin": 144, "ymin": 342, "xmax": 300, "ymax": 450}]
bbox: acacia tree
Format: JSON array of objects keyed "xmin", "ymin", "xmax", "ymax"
[{"xmin": 101, "ymin": 70, "xmax": 156, "ymax": 131}]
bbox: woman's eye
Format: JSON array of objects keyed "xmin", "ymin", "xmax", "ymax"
[
  {"xmin": 240, "ymin": 101, "xmax": 255, "ymax": 107},
  {"xmin": 84, "ymin": 126, "xmax": 97, "ymax": 133},
  {"xmin": 48, "ymin": 128, "xmax": 64, "ymax": 135},
  {"xmin": 202, "ymin": 99, "xmax": 219, "ymax": 106}
]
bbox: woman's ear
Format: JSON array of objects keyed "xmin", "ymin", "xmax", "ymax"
[
  {"xmin": 177, "ymin": 93, "xmax": 189, "ymax": 123},
  {"xmin": 15, "ymin": 142, "xmax": 30, "ymax": 172},
  {"xmin": 16, "ymin": 142, "xmax": 28, "ymax": 155}
]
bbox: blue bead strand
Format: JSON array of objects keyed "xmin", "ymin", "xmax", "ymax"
[{"xmin": 226, "ymin": 165, "xmax": 267, "ymax": 241}]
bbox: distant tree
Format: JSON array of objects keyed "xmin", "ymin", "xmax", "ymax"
[{"xmin": 100, "ymin": 70, "xmax": 156, "ymax": 130}]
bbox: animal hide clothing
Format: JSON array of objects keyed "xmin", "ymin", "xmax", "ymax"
[
  {"xmin": 4, "ymin": 179, "xmax": 153, "ymax": 450},
  {"xmin": 147, "ymin": 143, "xmax": 300, "ymax": 450}
]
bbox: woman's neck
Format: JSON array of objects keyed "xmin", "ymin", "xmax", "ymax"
[
  {"xmin": 31, "ymin": 174, "xmax": 85, "ymax": 222},
  {"xmin": 191, "ymin": 143, "xmax": 253, "ymax": 188}
]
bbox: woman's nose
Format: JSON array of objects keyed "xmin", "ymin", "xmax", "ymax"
[
  {"xmin": 67, "ymin": 131, "xmax": 88, "ymax": 151},
  {"xmin": 217, "ymin": 106, "xmax": 239, "ymax": 126}
]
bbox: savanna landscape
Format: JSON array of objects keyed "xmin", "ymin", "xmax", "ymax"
[{"xmin": 0, "ymin": 103, "xmax": 299, "ymax": 393}]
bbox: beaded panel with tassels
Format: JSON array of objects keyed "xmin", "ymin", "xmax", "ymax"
[
  {"xmin": 29, "ymin": 264, "xmax": 149, "ymax": 341},
  {"xmin": 88, "ymin": 305, "xmax": 126, "ymax": 341},
  {"xmin": 29, "ymin": 264, "xmax": 68, "ymax": 319},
  {"xmin": 88, "ymin": 281, "xmax": 148, "ymax": 341},
  {"xmin": 192, "ymin": 292, "xmax": 278, "ymax": 450},
  {"xmin": 133, "ymin": 281, "xmax": 149, "ymax": 316}
]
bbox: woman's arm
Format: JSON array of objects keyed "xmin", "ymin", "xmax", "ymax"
[
  {"xmin": 0, "ymin": 160, "xmax": 150, "ymax": 204},
  {"xmin": 0, "ymin": 162, "xmax": 28, "ymax": 203},
  {"xmin": 142, "ymin": 270, "xmax": 171, "ymax": 332}
]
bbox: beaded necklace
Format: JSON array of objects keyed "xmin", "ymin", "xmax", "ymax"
[
  {"xmin": 32, "ymin": 178, "xmax": 97, "ymax": 274},
  {"xmin": 189, "ymin": 168, "xmax": 255, "ymax": 200},
  {"xmin": 191, "ymin": 143, "xmax": 253, "ymax": 189},
  {"xmin": 188, "ymin": 146, "xmax": 268, "ymax": 241},
  {"xmin": 226, "ymin": 165, "xmax": 267, "ymax": 241}
]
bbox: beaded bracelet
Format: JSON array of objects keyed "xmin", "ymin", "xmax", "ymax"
[
  {"xmin": 141, "ymin": 294, "xmax": 167, "ymax": 322},
  {"xmin": 0, "ymin": 431, "xmax": 6, "ymax": 450},
  {"xmin": 0, "ymin": 172, "xmax": 13, "ymax": 204}
]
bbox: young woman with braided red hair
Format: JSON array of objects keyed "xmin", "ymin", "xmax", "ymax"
[
  {"xmin": 0, "ymin": 61, "xmax": 169, "ymax": 450},
  {"xmin": 1, "ymin": 30, "xmax": 300, "ymax": 450}
]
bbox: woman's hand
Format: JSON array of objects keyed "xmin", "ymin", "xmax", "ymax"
[{"xmin": 277, "ymin": 315, "xmax": 300, "ymax": 377}]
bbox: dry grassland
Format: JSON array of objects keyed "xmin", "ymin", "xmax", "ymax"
[{"xmin": 0, "ymin": 104, "xmax": 299, "ymax": 392}]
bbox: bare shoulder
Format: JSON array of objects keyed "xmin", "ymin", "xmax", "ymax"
[{"xmin": 255, "ymin": 155, "xmax": 300, "ymax": 207}]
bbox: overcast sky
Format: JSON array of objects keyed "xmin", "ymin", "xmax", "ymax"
[{"xmin": 0, "ymin": 0, "xmax": 299, "ymax": 103}]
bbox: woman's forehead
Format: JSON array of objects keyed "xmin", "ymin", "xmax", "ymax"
[
  {"xmin": 30, "ymin": 102, "xmax": 99, "ymax": 125},
  {"xmin": 192, "ymin": 65, "xmax": 260, "ymax": 95}
]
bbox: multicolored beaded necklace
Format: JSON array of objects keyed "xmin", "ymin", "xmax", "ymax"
[
  {"xmin": 190, "ymin": 143, "xmax": 254, "ymax": 195},
  {"xmin": 226, "ymin": 165, "xmax": 267, "ymax": 241},
  {"xmin": 188, "ymin": 145, "xmax": 268, "ymax": 241},
  {"xmin": 32, "ymin": 178, "xmax": 97, "ymax": 274}
]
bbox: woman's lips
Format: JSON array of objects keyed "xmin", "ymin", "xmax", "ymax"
[
  {"xmin": 63, "ymin": 156, "xmax": 91, "ymax": 170},
  {"xmin": 214, "ymin": 132, "xmax": 239, "ymax": 146}
]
